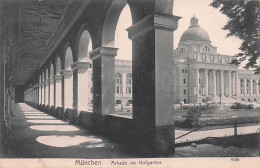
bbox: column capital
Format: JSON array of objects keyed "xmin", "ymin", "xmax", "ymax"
[
  {"xmin": 127, "ymin": 14, "xmax": 181, "ymax": 40},
  {"xmin": 71, "ymin": 61, "xmax": 91, "ymax": 70},
  {"xmin": 49, "ymin": 78, "xmax": 55, "ymax": 83},
  {"xmin": 89, "ymin": 47, "xmax": 118, "ymax": 60},
  {"xmin": 60, "ymin": 70, "xmax": 73, "ymax": 76},
  {"xmin": 53, "ymin": 75, "xmax": 62, "ymax": 80}
]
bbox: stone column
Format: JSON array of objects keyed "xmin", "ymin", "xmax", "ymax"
[
  {"xmin": 220, "ymin": 70, "xmax": 224, "ymax": 97},
  {"xmin": 42, "ymin": 82, "xmax": 46, "ymax": 105},
  {"xmin": 212, "ymin": 69, "xmax": 216, "ymax": 97},
  {"xmin": 71, "ymin": 62, "xmax": 91, "ymax": 111},
  {"xmin": 256, "ymin": 79, "xmax": 259, "ymax": 96},
  {"xmin": 235, "ymin": 71, "xmax": 239, "ymax": 96},
  {"xmin": 39, "ymin": 84, "xmax": 42, "ymax": 105},
  {"xmin": 49, "ymin": 78, "xmax": 54, "ymax": 107},
  {"xmin": 250, "ymin": 79, "xmax": 253, "ymax": 95},
  {"xmin": 89, "ymin": 47, "xmax": 118, "ymax": 115},
  {"xmin": 244, "ymin": 79, "xmax": 247, "ymax": 95},
  {"xmin": 195, "ymin": 68, "xmax": 200, "ymax": 99},
  {"xmin": 227, "ymin": 71, "xmax": 231, "ymax": 97},
  {"xmin": 204, "ymin": 69, "xmax": 208, "ymax": 96},
  {"xmin": 45, "ymin": 80, "xmax": 50, "ymax": 106},
  {"xmin": 54, "ymin": 75, "xmax": 62, "ymax": 108},
  {"xmin": 61, "ymin": 70, "xmax": 73, "ymax": 109},
  {"xmin": 127, "ymin": 14, "xmax": 180, "ymax": 155}
]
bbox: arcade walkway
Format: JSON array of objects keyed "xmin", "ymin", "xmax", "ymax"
[{"xmin": 6, "ymin": 103, "xmax": 134, "ymax": 158}]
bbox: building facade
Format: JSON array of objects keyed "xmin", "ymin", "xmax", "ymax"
[{"xmin": 173, "ymin": 16, "xmax": 260, "ymax": 104}]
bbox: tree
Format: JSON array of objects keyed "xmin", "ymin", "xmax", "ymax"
[{"xmin": 210, "ymin": 0, "xmax": 260, "ymax": 73}]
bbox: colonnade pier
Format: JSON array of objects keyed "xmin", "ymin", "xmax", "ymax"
[{"xmin": 0, "ymin": 0, "xmax": 181, "ymax": 156}]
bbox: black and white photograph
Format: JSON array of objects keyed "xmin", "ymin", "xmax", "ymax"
[{"xmin": 0, "ymin": 0, "xmax": 259, "ymax": 167}]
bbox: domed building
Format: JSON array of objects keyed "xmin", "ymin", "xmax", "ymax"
[{"xmin": 173, "ymin": 16, "xmax": 260, "ymax": 104}]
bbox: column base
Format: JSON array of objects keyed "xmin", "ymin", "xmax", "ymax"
[{"xmin": 132, "ymin": 124, "xmax": 175, "ymax": 157}]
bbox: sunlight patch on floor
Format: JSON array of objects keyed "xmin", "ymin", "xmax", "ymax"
[
  {"xmin": 30, "ymin": 125, "xmax": 80, "ymax": 132},
  {"xmin": 24, "ymin": 114, "xmax": 48, "ymax": 116},
  {"xmin": 36, "ymin": 135, "xmax": 104, "ymax": 148},
  {"xmin": 25, "ymin": 116, "xmax": 55, "ymax": 119},
  {"xmin": 23, "ymin": 111, "xmax": 44, "ymax": 114},
  {"xmin": 27, "ymin": 120, "xmax": 65, "ymax": 124}
]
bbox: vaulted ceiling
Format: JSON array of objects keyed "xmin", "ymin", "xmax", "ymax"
[{"xmin": 16, "ymin": 0, "xmax": 71, "ymax": 85}]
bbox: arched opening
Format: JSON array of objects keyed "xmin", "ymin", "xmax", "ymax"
[
  {"xmin": 39, "ymin": 75, "xmax": 42, "ymax": 105},
  {"xmin": 114, "ymin": 3, "xmax": 133, "ymax": 115},
  {"xmin": 55, "ymin": 57, "xmax": 62, "ymax": 108},
  {"xmin": 64, "ymin": 46, "xmax": 74, "ymax": 109},
  {"xmin": 42, "ymin": 72, "xmax": 45, "ymax": 105},
  {"xmin": 77, "ymin": 29, "xmax": 93, "ymax": 112},
  {"xmin": 49, "ymin": 63, "xmax": 54, "ymax": 107},
  {"xmin": 45, "ymin": 68, "xmax": 49, "ymax": 106}
]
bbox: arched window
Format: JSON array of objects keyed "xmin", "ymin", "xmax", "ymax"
[
  {"xmin": 115, "ymin": 72, "xmax": 122, "ymax": 84},
  {"xmin": 246, "ymin": 79, "xmax": 250, "ymax": 94},
  {"xmin": 180, "ymin": 48, "xmax": 185, "ymax": 54},
  {"xmin": 126, "ymin": 73, "xmax": 132, "ymax": 84},
  {"xmin": 203, "ymin": 46, "xmax": 210, "ymax": 52},
  {"xmin": 240, "ymin": 79, "xmax": 244, "ymax": 94},
  {"xmin": 183, "ymin": 78, "xmax": 186, "ymax": 84},
  {"xmin": 253, "ymin": 80, "xmax": 256, "ymax": 94}
]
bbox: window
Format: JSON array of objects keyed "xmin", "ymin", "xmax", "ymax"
[
  {"xmin": 184, "ymin": 99, "xmax": 187, "ymax": 104},
  {"xmin": 127, "ymin": 100, "xmax": 133, "ymax": 106},
  {"xmin": 199, "ymin": 78, "xmax": 201, "ymax": 84},
  {"xmin": 240, "ymin": 79, "xmax": 244, "ymax": 94},
  {"xmin": 181, "ymin": 48, "xmax": 185, "ymax": 53},
  {"xmin": 182, "ymin": 69, "xmax": 188, "ymax": 73},
  {"xmin": 115, "ymin": 86, "xmax": 121, "ymax": 94},
  {"xmin": 246, "ymin": 79, "xmax": 250, "ymax": 94},
  {"xmin": 253, "ymin": 80, "xmax": 256, "ymax": 94},
  {"xmin": 183, "ymin": 78, "xmax": 186, "ymax": 84},
  {"xmin": 184, "ymin": 89, "xmax": 186, "ymax": 94},
  {"xmin": 115, "ymin": 72, "xmax": 122, "ymax": 84},
  {"xmin": 126, "ymin": 73, "xmax": 132, "ymax": 84},
  {"xmin": 126, "ymin": 87, "xmax": 132, "ymax": 94},
  {"xmin": 115, "ymin": 100, "xmax": 121, "ymax": 104},
  {"xmin": 203, "ymin": 46, "xmax": 210, "ymax": 52}
]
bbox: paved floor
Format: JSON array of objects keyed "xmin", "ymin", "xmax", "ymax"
[
  {"xmin": 5, "ymin": 103, "xmax": 260, "ymax": 158},
  {"xmin": 6, "ymin": 103, "xmax": 135, "ymax": 158}
]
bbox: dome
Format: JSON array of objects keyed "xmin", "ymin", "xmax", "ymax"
[{"xmin": 180, "ymin": 16, "xmax": 211, "ymax": 43}]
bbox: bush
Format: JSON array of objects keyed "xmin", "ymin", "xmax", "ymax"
[
  {"xmin": 181, "ymin": 104, "xmax": 219, "ymax": 128},
  {"xmin": 230, "ymin": 102, "xmax": 254, "ymax": 109}
]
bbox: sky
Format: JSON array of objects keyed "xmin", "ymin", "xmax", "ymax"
[{"xmin": 114, "ymin": 0, "xmax": 243, "ymax": 61}]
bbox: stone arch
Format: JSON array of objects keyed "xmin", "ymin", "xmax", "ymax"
[
  {"xmin": 64, "ymin": 42, "xmax": 74, "ymax": 70},
  {"xmin": 76, "ymin": 24, "xmax": 93, "ymax": 62},
  {"xmin": 50, "ymin": 63, "xmax": 54, "ymax": 78},
  {"xmin": 56, "ymin": 56, "xmax": 62, "ymax": 75},
  {"xmin": 101, "ymin": 0, "xmax": 128, "ymax": 47},
  {"xmin": 55, "ymin": 55, "xmax": 62, "ymax": 108}
]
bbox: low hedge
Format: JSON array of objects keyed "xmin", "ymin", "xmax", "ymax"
[
  {"xmin": 230, "ymin": 102, "xmax": 254, "ymax": 109},
  {"xmin": 175, "ymin": 116, "xmax": 260, "ymax": 128}
]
